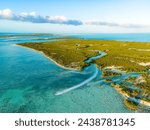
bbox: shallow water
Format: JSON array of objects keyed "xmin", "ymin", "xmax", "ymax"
[{"xmin": 1, "ymin": 33, "xmax": 149, "ymax": 113}]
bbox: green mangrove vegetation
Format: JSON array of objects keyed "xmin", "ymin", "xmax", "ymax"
[
  {"xmin": 19, "ymin": 39, "xmax": 150, "ymax": 110},
  {"xmin": 124, "ymin": 99, "xmax": 139, "ymax": 111},
  {"xmin": 20, "ymin": 39, "xmax": 150, "ymax": 72},
  {"xmin": 102, "ymin": 70, "xmax": 122, "ymax": 77}
]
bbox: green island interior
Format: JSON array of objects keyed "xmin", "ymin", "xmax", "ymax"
[{"xmin": 19, "ymin": 39, "xmax": 150, "ymax": 110}]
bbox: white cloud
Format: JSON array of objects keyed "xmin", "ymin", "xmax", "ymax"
[
  {"xmin": 85, "ymin": 21, "xmax": 148, "ymax": 28},
  {"xmin": 48, "ymin": 16, "xmax": 67, "ymax": 22},
  {"xmin": 0, "ymin": 9, "xmax": 82, "ymax": 26},
  {"xmin": 20, "ymin": 12, "xmax": 28, "ymax": 17},
  {"xmin": 29, "ymin": 12, "xmax": 37, "ymax": 17},
  {"xmin": 0, "ymin": 8, "xmax": 149, "ymax": 28},
  {"xmin": 0, "ymin": 9, "xmax": 13, "ymax": 19}
]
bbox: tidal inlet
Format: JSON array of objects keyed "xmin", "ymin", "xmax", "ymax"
[{"xmin": 0, "ymin": 1, "xmax": 150, "ymax": 113}]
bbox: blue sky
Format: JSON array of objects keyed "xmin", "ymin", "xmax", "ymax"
[{"xmin": 0, "ymin": 0, "xmax": 150, "ymax": 33}]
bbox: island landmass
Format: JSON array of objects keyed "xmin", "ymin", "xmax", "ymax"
[{"xmin": 18, "ymin": 39, "xmax": 150, "ymax": 110}]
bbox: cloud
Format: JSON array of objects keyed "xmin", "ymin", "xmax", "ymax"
[
  {"xmin": 0, "ymin": 9, "xmax": 13, "ymax": 19},
  {"xmin": 0, "ymin": 9, "xmax": 83, "ymax": 26},
  {"xmin": 85, "ymin": 21, "xmax": 147, "ymax": 28},
  {"xmin": 0, "ymin": 8, "xmax": 148, "ymax": 28}
]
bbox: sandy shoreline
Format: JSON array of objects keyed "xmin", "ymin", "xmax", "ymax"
[
  {"xmin": 115, "ymin": 87, "xmax": 150, "ymax": 107},
  {"xmin": 16, "ymin": 44, "xmax": 78, "ymax": 71}
]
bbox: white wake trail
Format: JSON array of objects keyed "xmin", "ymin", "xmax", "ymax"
[
  {"xmin": 55, "ymin": 65, "xmax": 99, "ymax": 96},
  {"xmin": 58, "ymin": 70, "xmax": 92, "ymax": 76}
]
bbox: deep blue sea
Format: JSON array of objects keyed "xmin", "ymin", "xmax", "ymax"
[
  {"xmin": 70, "ymin": 33, "xmax": 150, "ymax": 42},
  {"xmin": 0, "ymin": 33, "xmax": 149, "ymax": 113}
]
